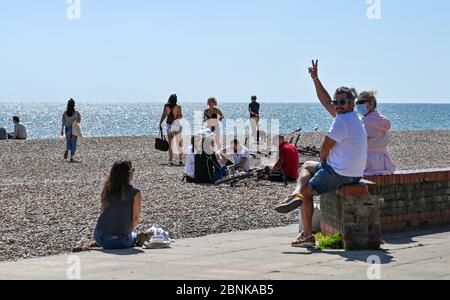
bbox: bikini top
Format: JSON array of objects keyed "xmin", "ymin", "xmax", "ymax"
[{"xmin": 205, "ymin": 109, "xmax": 219, "ymax": 120}]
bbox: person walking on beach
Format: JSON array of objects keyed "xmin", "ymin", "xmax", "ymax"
[
  {"xmin": 204, "ymin": 97, "xmax": 224, "ymax": 149},
  {"xmin": 159, "ymin": 94, "xmax": 184, "ymax": 166},
  {"xmin": 275, "ymin": 60, "xmax": 367, "ymax": 248},
  {"xmin": 93, "ymin": 160, "xmax": 142, "ymax": 250},
  {"xmin": 7, "ymin": 116, "xmax": 27, "ymax": 140},
  {"xmin": 61, "ymin": 98, "xmax": 81, "ymax": 162},
  {"xmin": 356, "ymin": 91, "xmax": 397, "ymax": 176},
  {"xmin": 249, "ymin": 95, "xmax": 260, "ymax": 141}
]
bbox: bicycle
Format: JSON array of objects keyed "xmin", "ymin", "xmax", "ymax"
[
  {"xmin": 215, "ymin": 167, "xmax": 288, "ymax": 187},
  {"xmin": 289, "ymin": 128, "xmax": 321, "ymax": 157}
]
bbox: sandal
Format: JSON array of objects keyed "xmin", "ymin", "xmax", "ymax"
[{"xmin": 274, "ymin": 193, "xmax": 304, "ymax": 214}]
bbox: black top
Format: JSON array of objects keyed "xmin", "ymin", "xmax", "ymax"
[
  {"xmin": 249, "ymin": 102, "xmax": 260, "ymax": 118},
  {"xmin": 204, "ymin": 109, "xmax": 219, "ymax": 120},
  {"xmin": 95, "ymin": 185, "xmax": 140, "ymax": 236}
]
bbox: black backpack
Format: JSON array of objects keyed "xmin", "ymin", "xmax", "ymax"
[
  {"xmin": 0, "ymin": 128, "xmax": 7, "ymax": 140},
  {"xmin": 194, "ymin": 152, "xmax": 220, "ymax": 184}
]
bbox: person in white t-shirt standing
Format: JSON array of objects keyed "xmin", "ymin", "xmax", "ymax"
[{"xmin": 275, "ymin": 60, "xmax": 368, "ymax": 248}]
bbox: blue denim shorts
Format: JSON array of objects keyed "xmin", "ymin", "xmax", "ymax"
[
  {"xmin": 308, "ymin": 163, "xmax": 361, "ymax": 195},
  {"xmin": 94, "ymin": 228, "xmax": 137, "ymax": 250}
]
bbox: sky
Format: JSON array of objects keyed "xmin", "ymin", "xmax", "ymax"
[{"xmin": 0, "ymin": 0, "xmax": 449, "ymax": 103}]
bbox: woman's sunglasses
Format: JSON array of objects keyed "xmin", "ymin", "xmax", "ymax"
[{"xmin": 332, "ymin": 99, "xmax": 353, "ymax": 106}]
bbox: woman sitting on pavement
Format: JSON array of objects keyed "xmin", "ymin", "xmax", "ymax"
[
  {"xmin": 356, "ymin": 91, "xmax": 396, "ymax": 176},
  {"xmin": 93, "ymin": 160, "xmax": 144, "ymax": 250}
]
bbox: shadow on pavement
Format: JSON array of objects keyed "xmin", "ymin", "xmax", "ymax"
[
  {"xmin": 282, "ymin": 249, "xmax": 395, "ymax": 264},
  {"xmin": 381, "ymin": 225, "xmax": 450, "ymax": 245},
  {"xmin": 94, "ymin": 248, "xmax": 146, "ymax": 256}
]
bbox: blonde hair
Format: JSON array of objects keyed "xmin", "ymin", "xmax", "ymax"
[
  {"xmin": 359, "ymin": 91, "xmax": 378, "ymax": 108},
  {"xmin": 207, "ymin": 97, "xmax": 218, "ymax": 107}
]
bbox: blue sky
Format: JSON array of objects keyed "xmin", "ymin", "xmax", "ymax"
[{"xmin": 0, "ymin": 0, "xmax": 449, "ymax": 103}]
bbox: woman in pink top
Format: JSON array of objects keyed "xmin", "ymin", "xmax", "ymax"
[{"xmin": 356, "ymin": 91, "xmax": 396, "ymax": 176}]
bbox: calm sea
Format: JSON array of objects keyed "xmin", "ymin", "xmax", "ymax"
[{"xmin": 1, "ymin": 103, "xmax": 449, "ymax": 139}]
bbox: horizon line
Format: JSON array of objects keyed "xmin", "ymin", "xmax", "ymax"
[{"xmin": 1, "ymin": 100, "xmax": 450, "ymax": 105}]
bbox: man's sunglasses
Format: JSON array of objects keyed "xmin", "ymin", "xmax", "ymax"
[{"xmin": 332, "ymin": 99, "xmax": 353, "ymax": 106}]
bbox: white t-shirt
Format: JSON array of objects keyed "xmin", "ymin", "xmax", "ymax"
[
  {"xmin": 185, "ymin": 146, "xmax": 195, "ymax": 178},
  {"xmin": 233, "ymin": 146, "xmax": 251, "ymax": 171},
  {"xmin": 326, "ymin": 112, "xmax": 368, "ymax": 177}
]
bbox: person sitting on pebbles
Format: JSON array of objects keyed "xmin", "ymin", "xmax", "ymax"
[
  {"xmin": 218, "ymin": 138, "xmax": 252, "ymax": 173},
  {"xmin": 93, "ymin": 160, "xmax": 151, "ymax": 250},
  {"xmin": 274, "ymin": 60, "xmax": 368, "ymax": 248},
  {"xmin": 262, "ymin": 135, "xmax": 299, "ymax": 183}
]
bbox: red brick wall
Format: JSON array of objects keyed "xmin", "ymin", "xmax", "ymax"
[{"xmin": 365, "ymin": 168, "xmax": 450, "ymax": 233}]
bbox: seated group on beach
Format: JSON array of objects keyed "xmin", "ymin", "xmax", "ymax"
[
  {"xmin": 0, "ymin": 116, "xmax": 27, "ymax": 140},
  {"xmin": 77, "ymin": 60, "xmax": 397, "ymax": 251}
]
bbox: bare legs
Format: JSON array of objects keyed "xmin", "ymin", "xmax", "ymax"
[
  {"xmin": 174, "ymin": 132, "xmax": 184, "ymax": 162},
  {"xmin": 292, "ymin": 162, "xmax": 319, "ymax": 237},
  {"xmin": 168, "ymin": 134, "xmax": 174, "ymax": 163},
  {"xmin": 168, "ymin": 133, "xmax": 184, "ymax": 163}
]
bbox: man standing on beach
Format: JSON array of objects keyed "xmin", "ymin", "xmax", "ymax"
[
  {"xmin": 275, "ymin": 60, "xmax": 367, "ymax": 248},
  {"xmin": 249, "ymin": 95, "xmax": 260, "ymax": 141}
]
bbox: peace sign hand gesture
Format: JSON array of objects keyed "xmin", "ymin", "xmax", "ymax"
[{"xmin": 308, "ymin": 60, "xmax": 319, "ymax": 80}]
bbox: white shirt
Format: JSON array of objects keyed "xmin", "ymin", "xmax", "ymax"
[
  {"xmin": 185, "ymin": 146, "xmax": 195, "ymax": 178},
  {"xmin": 14, "ymin": 122, "xmax": 27, "ymax": 139},
  {"xmin": 326, "ymin": 112, "xmax": 368, "ymax": 177},
  {"xmin": 233, "ymin": 146, "xmax": 251, "ymax": 171}
]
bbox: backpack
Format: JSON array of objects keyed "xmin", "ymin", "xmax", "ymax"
[
  {"xmin": 194, "ymin": 152, "xmax": 220, "ymax": 184},
  {"xmin": 0, "ymin": 128, "xmax": 7, "ymax": 140}
]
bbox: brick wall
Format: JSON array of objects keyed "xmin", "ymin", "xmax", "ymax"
[
  {"xmin": 365, "ymin": 168, "xmax": 450, "ymax": 233},
  {"xmin": 320, "ymin": 182, "xmax": 381, "ymax": 250}
]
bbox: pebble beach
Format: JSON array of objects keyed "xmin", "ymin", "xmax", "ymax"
[{"xmin": 1, "ymin": 130, "xmax": 450, "ymax": 262}]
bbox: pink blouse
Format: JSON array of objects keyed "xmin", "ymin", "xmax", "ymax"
[{"xmin": 363, "ymin": 111, "xmax": 397, "ymax": 176}]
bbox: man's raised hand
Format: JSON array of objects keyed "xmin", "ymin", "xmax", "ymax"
[{"xmin": 308, "ymin": 60, "xmax": 319, "ymax": 80}]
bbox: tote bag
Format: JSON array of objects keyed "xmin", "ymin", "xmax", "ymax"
[{"xmin": 155, "ymin": 130, "xmax": 169, "ymax": 152}]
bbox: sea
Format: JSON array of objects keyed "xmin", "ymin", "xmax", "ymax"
[{"xmin": 1, "ymin": 102, "xmax": 449, "ymax": 139}]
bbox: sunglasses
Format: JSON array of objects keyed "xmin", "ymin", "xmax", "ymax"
[{"xmin": 332, "ymin": 99, "xmax": 353, "ymax": 106}]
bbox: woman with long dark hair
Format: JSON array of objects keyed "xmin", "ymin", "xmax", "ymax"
[
  {"xmin": 159, "ymin": 94, "xmax": 184, "ymax": 165},
  {"xmin": 94, "ymin": 160, "xmax": 142, "ymax": 249},
  {"xmin": 61, "ymin": 98, "xmax": 81, "ymax": 162}
]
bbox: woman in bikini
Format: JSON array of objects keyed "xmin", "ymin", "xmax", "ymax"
[
  {"xmin": 159, "ymin": 94, "xmax": 184, "ymax": 165},
  {"xmin": 204, "ymin": 97, "xmax": 224, "ymax": 150}
]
